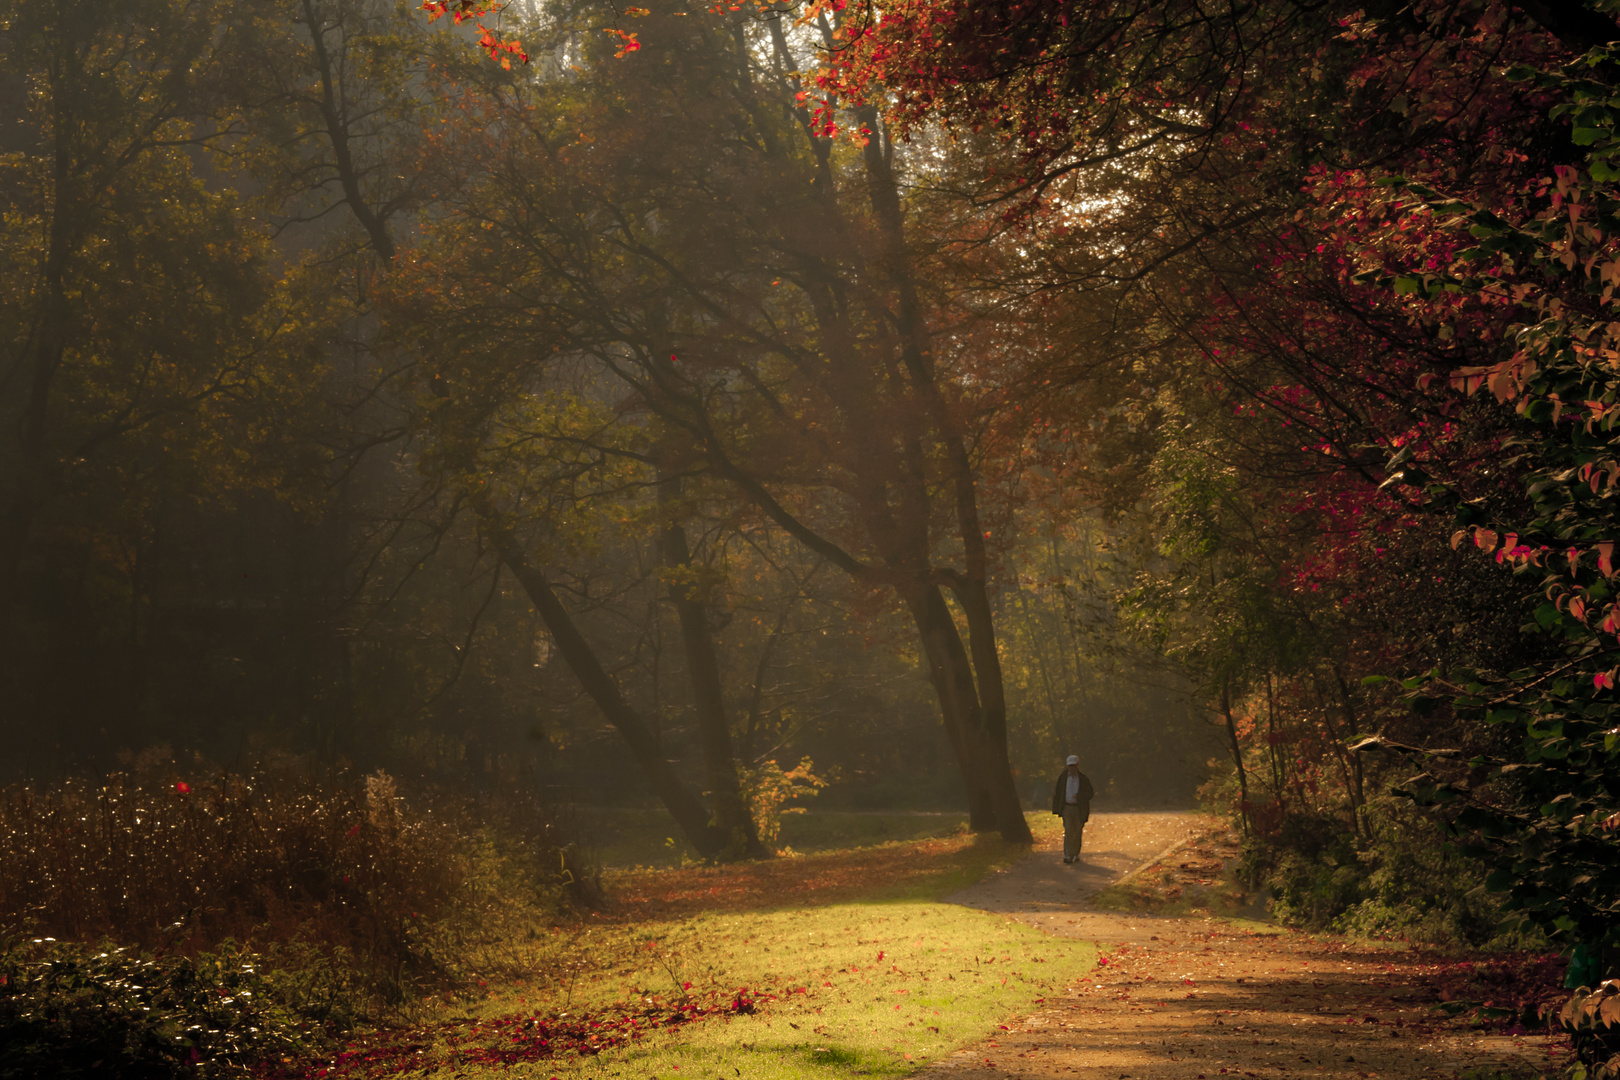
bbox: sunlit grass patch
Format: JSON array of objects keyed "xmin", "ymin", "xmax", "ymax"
[
  {"xmin": 294, "ymin": 814, "xmax": 1089, "ymax": 1078},
  {"xmin": 573, "ymin": 902, "xmax": 1092, "ymax": 1080},
  {"xmin": 309, "ymin": 900, "xmax": 1094, "ymax": 1079}
]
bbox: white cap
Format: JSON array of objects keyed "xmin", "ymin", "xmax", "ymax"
[{"xmin": 1066, "ymin": 755, "xmax": 1079, "ymax": 765}]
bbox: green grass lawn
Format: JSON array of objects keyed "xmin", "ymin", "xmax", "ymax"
[
  {"xmin": 500, "ymin": 901, "xmax": 1091, "ymax": 1080},
  {"xmin": 310, "ymin": 813, "xmax": 1092, "ymax": 1080}
]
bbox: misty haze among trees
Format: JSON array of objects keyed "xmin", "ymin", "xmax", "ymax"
[
  {"xmin": 7, "ymin": 0, "xmax": 1620, "ymax": 977},
  {"xmin": 0, "ymin": 0, "xmax": 1217, "ymax": 862}
]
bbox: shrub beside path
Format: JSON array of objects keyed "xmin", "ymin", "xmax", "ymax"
[{"xmin": 925, "ymin": 811, "xmax": 1567, "ymax": 1080}]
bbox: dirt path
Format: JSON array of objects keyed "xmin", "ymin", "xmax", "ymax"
[{"xmin": 926, "ymin": 812, "xmax": 1564, "ymax": 1080}]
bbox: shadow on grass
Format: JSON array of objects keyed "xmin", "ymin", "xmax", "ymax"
[
  {"xmin": 583, "ymin": 807, "xmax": 973, "ymax": 870},
  {"xmin": 802, "ymin": 1043, "xmax": 912, "ymax": 1077},
  {"xmin": 601, "ymin": 824, "xmax": 1037, "ymax": 921}
]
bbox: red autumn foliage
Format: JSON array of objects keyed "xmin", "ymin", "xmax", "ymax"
[{"xmin": 420, "ymin": 0, "xmax": 528, "ymax": 67}]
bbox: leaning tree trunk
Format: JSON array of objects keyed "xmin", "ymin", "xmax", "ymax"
[
  {"xmin": 858, "ymin": 104, "xmax": 1032, "ymax": 846},
  {"xmin": 474, "ymin": 500, "xmax": 732, "ymax": 858},
  {"xmin": 656, "ymin": 473, "xmax": 768, "ymax": 857}
]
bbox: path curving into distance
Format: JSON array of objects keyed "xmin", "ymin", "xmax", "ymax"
[{"xmin": 922, "ymin": 811, "xmax": 1563, "ymax": 1080}]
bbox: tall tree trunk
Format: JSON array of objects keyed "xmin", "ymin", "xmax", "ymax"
[
  {"xmin": 1222, "ymin": 679, "xmax": 1252, "ymax": 837},
  {"xmin": 629, "ymin": 25, "xmax": 1032, "ymax": 843},
  {"xmin": 1265, "ymin": 672, "xmax": 1284, "ymax": 801},
  {"xmin": 656, "ymin": 473, "xmax": 767, "ymax": 857},
  {"xmin": 949, "ymin": 580, "xmax": 1032, "ymax": 841},
  {"xmin": 857, "ymin": 106, "xmax": 1031, "ymax": 845},
  {"xmin": 1315, "ymin": 691, "xmax": 1362, "ymax": 839},
  {"xmin": 474, "ymin": 501, "xmax": 731, "ymax": 858},
  {"xmin": 903, "ymin": 584, "xmax": 1032, "ymax": 842},
  {"xmin": 1330, "ymin": 666, "xmax": 1368, "ymax": 836}
]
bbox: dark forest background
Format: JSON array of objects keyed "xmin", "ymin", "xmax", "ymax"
[{"xmin": 0, "ymin": 0, "xmax": 1219, "ymax": 833}]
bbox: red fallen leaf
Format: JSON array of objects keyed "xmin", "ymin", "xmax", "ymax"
[
  {"xmin": 876, "ymin": 950, "xmax": 885, "ymax": 962},
  {"xmin": 175, "ymin": 781, "xmax": 191, "ymax": 794},
  {"xmin": 346, "ymin": 824, "xmax": 361, "ymax": 837}
]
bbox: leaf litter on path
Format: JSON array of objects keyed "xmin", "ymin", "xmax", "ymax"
[{"xmin": 927, "ymin": 812, "xmax": 1571, "ymax": 1080}]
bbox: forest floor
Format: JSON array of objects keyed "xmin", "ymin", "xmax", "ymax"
[
  {"xmin": 285, "ymin": 811, "xmax": 1572, "ymax": 1080},
  {"xmin": 926, "ymin": 811, "xmax": 1570, "ymax": 1080}
]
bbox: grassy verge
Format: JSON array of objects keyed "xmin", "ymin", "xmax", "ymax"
[
  {"xmin": 296, "ymin": 813, "xmax": 1096, "ymax": 1080},
  {"xmin": 1086, "ymin": 818, "xmax": 1254, "ymax": 918}
]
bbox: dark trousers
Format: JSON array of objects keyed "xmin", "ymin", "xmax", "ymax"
[{"xmin": 1063, "ymin": 804, "xmax": 1086, "ymax": 859}]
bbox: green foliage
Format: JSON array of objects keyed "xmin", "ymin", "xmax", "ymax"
[
  {"xmin": 1351, "ymin": 36, "xmax": 1620, "ymax": 956},
  {"xmin": 997, "ymin": 506, "xmax": 1219, "ymax": 803},
  {"xmin": 1552, "ymin": 980, "xmax": 1620, "ymax": 1080},
  {"xmin": 0, "ymin": 936, "xmax": 313, "ymax": 1079},
  {"xmin": 1257, "ymin": 804, "xmax": 1534, "ymax": 948}
]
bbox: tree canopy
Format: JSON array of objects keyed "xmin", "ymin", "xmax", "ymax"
[{"xmin": 5, "ymin": 0, "xmax": 1619, "ymax": 951}]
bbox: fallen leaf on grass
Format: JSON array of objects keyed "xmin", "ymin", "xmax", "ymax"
[{"xmin": 263, "ymin": 985, "xmax": 778, "ymax": 1079}]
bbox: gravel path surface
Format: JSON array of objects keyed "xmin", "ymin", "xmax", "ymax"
[{"xmin": 921, "ymin": 812, "xmax": 1563, "ymax": 1080}]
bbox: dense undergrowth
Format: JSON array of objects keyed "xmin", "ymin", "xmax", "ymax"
[
  {"xmin": 0, "ymin": 766, "xmax": 597, "ymax": 1078},
  {"xmin": 1221, "ymin": 794, "xmax": 1544, "ymax": 950},
  {"xmin": 0, "ymin": 937, "xmax": 312, "ymax": 1080}
]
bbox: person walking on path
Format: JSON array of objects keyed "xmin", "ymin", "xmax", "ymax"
[{"xmin": 1050, "ymin": 755, "xmax": 1094, "ymax": 864}]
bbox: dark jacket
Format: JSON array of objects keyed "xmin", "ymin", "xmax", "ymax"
[{"xmin": 1051, "ymin": 769, "xmax": 1095, "ymax": 818}]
